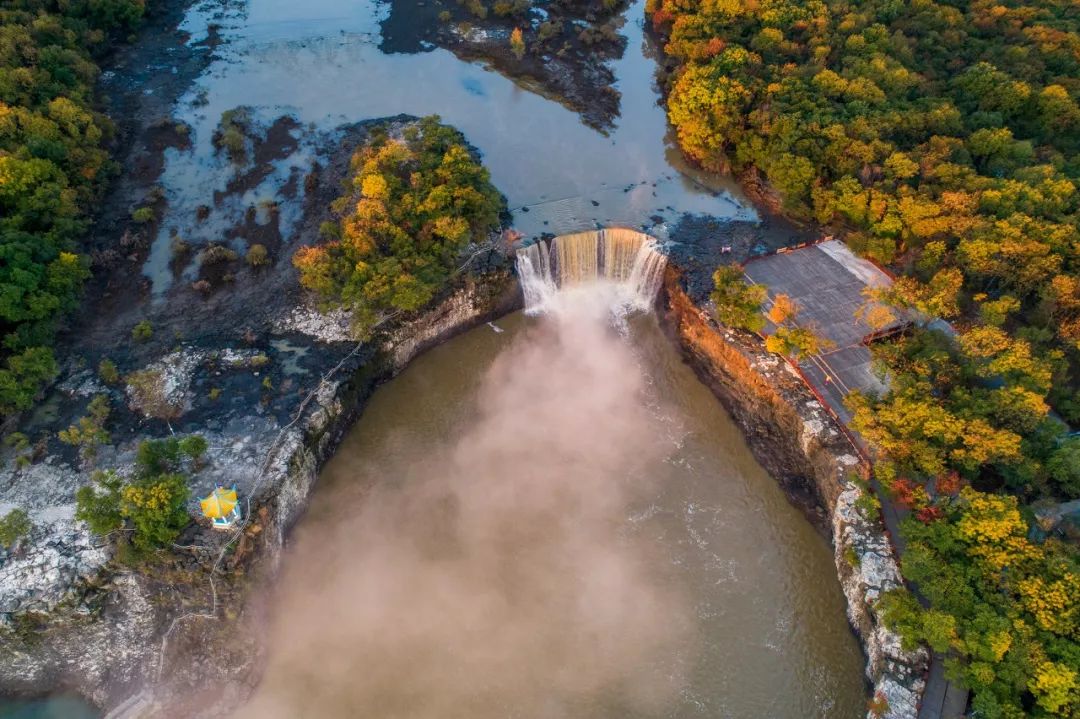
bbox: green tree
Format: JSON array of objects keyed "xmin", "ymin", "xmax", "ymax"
[
  {"xmin": 75, "ymin": 470, "xmax": 124, "ymax": 536},
  {"xmin": 710, "ymin": 265, "xmax": 766, "ymax": 332},
  {"xmin": 0, "ymin": 508, "xmax": 31, "ymax": 549}
]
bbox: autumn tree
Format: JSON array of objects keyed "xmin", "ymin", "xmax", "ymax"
[
  {"xmin": 509, "ymin": 27, "xmax": 525, "ymax": 59},
  {"xmin": 880, "ymin": 489, "xmax": 1080, "ymax": 718},
  {"xmin": 767, "ymin": 293, "xmax": 797, "ymax": 324},
  {"xmin": 294, "ymin": 117, "xmax": 504, "ymax": 336},
  {"xmin": 765, "ymin": 326, "xmax": 832, "ymax": 360}
]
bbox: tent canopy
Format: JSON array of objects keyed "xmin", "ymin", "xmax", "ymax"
[{"xmin": 200, "ymin": 486, "xmax": 238, "ymax": 519}]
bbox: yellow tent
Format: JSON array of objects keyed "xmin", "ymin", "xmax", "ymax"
[{"xmin": 200, "ymin": 486, "xmax": 239, "ymax": 521}]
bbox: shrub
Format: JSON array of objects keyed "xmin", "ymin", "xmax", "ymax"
[
  {"xmin": 537, "ymin": 19, "xmax": 562, "ymax": 42},
  {"xmin": 0, "ymin": 509, "xmax": 31, "ymax": 549},
  {"xmin": 126, "ymin": 369, "xmax": 183, "ymax": 428},
  {"xmin": 766, "ymin": 293, "xmax": 798, "ymax": 324},
  {"xmin": 201, "ymin": 245, "xmax": 239, "ymax": 265},
  {"xmin": 98, "ymin": 358, "xmax": 120, "ymax": 385},
  {"xmin": 711, "ymin": 265, "xmax": 766, "ymax": 332},
  {"xmin": 58, "ymin": 395, "xmax": 111, "ymax": 460},
  {"xmin": 1047, "ymin": 438, "xmax": 1080, "ymax": 499},
  {"xmin": 131, "ymin": 207, "xmax": 155, "ymax": 224},
  {"xmin": 137, "ymin": 436, "xmax": 206, "ymax": 472},
  {"xmin": 5, "ymin": 432, "xmax": 32, "ymax": 470},
  {"xmin": 170, "ymin": 236, "xmax": 191, "ymax": 258},
  {"xmin": 5, "ymin": 432, "xmax": 30, "ymax": 453},
  {"xmin": 461, "ymin": 0, "xmax": 487, "ymax": 19},
  {"xmin": 177, "ymin": 434, "xmax": 208, "ymax": 463},
  {"xmin": 132, "ymin": 321, "xmax": 153, "ymax": 343},
  {"xmin": 246, "ymin": 243, "xmax": 269, "ymax": 267},
  {"xmin": 214, "ymin": 108, "xmax": 251, "ymax": 162},
  {"xmin": 75, "ymin": 470, "xmax": 124, "ymax": 536},
  {"xmin": 220, "ymin": 128, "xmax": 244, "ymax": 160}
]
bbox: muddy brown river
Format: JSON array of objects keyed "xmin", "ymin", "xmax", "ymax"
[{"xmin": 238, "ymin": 290, "xmax": 866, "ymax": 718}]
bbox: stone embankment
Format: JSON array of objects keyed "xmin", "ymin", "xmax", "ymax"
[{"xmin": 662, "ymin": 268, "xmax": 928, "ymax": 719}]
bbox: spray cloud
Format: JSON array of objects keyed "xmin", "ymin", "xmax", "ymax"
[{"xmin": 238, "ymin": 257, "xmax": 694, "ymax": 718}]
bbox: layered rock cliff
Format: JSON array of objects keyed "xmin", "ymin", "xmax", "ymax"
[
  {"xmin": 662, "ymin": 268, "xmax": 928, "ymax": 719},
  {"xmin": 0, "ymin": 274, "xmax": 521, "ymax": 716}
]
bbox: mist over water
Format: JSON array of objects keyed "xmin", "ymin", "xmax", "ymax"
[
  {"xmin": 238, "ymin": 236, "xmax": 865, "ymax": 717},
  {"xmin": 239, "ymin": 288, "xmax": 697, "ymax": 718}
]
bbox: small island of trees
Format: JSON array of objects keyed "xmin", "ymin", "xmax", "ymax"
[{"xmin": 293, "ymin": 116, "xmax": 505, "ymax": 336}]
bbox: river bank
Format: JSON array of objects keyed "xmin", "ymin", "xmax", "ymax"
[
  {"xmin": 661, "ymin": 268, "xmax": 928, "ymax": 718},
  {"xmin": 380, "ymin": 0, "xmax": 628, "ymax": 131},
  {"xmin": 0, "ymin": 269, "xmax": 521, "ymax": 713}
]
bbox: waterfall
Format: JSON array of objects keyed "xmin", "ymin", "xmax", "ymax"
[{"xmin": 516, "ymin": 229, "xmax": 667, "ymax": 315}]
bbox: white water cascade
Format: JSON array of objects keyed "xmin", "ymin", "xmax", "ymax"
[{"xmin": 516, "ymin": 228, "xmax": 668, "ymax": 315}]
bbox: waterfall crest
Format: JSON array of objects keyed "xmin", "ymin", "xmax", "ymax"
[{"xmin": 516, "ymin": 229, "xmax": 667, "ymax": 315}]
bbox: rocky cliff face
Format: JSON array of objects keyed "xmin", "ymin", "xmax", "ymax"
[
  {"xmin": 3, "ymin": 261, "xmax": 924, "ymax": 717},
  {"xmin": 0, "ymin": 274, "xmax": 520, "ymax": 716},
  {"xmin": 662, "ymin": 269, "xmax": 928, "ymax": 719}
]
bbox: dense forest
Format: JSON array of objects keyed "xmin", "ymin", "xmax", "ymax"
[
  {"xmin": 294, "ymin": 116, "xmax": 505, "ymax": 335},
  {"xmin": 650, "ymin": 0, "xmax": 1080, "ymax": 713},
  {"xmin": 0, "ymin": 0, "xmax": 144, "ymax": 416}
]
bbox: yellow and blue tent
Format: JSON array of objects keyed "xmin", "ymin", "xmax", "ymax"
[{"xmin": 200, "ymin": 486, "xmax": 241, "ymax": 528}]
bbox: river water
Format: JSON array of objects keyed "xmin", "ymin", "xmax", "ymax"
[
  {"xmin": 239, "ymin": 288, "xmax": 866, "ymax": 717},
  {"xmin": 141, "ymin": 0, "xmax": 759, "ymax": 294}
]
